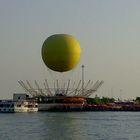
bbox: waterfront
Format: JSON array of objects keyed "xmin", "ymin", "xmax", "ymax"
[{"xmin": 0, "ymin": 112, "xmax": 140, "ymax": 140}]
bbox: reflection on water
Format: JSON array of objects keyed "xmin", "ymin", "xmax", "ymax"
[{"xmin": 0, "ymin": 112, "xmax": 140, "ymax": 140}]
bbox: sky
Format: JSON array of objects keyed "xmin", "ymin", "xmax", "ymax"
[{"xmin": 0, "ymin": 0, "xmax": 140, "ymax": 99}]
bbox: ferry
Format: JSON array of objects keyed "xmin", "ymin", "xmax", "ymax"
[
  {"xmin": 37, "ymin": 96, "xmax": 86, "ymax": 111},
  {"xmin": 0, "ymin": 99, "xmax": 38, "ymax": 113},
  {"xmin": 14, "ymin": 100, "xmax": 38, "ymax": 112},
  {"xmin": 0, "ymin": 100, "xmax": 14, "ymax": 113}
]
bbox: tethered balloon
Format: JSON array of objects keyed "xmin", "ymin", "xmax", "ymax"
[{"xmin": 42, "ymin": 34, "xmax": 81, "ymax": 72}]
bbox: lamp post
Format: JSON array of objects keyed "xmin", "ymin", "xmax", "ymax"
[{"xmin": 82, "ymin": 65, "xmax": 84, "ymax": 96}]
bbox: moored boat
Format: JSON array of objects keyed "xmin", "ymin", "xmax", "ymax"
[
  {"xmin": 14, "ymin": 100, "xmax": 38, "ymax": 112},
  {"xmin": 37, "ymin": 96, "xmax": 86, "ymax": 111},
  {"xmin": 0, "ymin": 100, "xmax": 14, "ymax": 113}
]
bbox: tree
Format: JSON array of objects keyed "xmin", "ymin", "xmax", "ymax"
[{"xmin": 135, "ymin": 97, "xmax": 140, "ymax": 102}]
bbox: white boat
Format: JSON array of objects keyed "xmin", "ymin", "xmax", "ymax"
[
  {"xmin": 0, "ymin": 100, "xmax": 14, "ymax": 113},
  {"xmin": 14, "ymin": 100, "xmax": 38, "ymax": 112}
]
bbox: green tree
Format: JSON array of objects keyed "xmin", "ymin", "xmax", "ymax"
[{"xmin": 135, "ymin": 97, "xmax": 140, "ymax": 102}]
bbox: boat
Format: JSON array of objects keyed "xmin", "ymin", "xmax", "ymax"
[
  {"xmin": 0, "ymin": 100, "xmax": 14, "ymax": 113},
  {"xmin": 14, "ymin": 100, "xmax": 38, "ymax": 112},
  {"xmin": 37, "ymin": 96, "xmax": 86, "ymax": 111}
]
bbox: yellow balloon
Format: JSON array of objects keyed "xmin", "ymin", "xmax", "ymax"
[{"xmin": 42, "ymin": 34, "xmax": 81, "ymax": 72}]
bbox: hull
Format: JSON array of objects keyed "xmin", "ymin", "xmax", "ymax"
[
  {"xmin": 38, "ymin": 103, "xmax": 84, "ymax": 111},
  {"xmin": 0, "ymin": 108, "xmax": 14, "ymax": 113},
  {"xmin": 14, "ymin": 107, "xmax": 38, "ymax": 112}
]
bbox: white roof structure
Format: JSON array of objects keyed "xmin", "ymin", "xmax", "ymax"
[{"xmin": 18, "ymin": 79, "xmax": 104, "ymax": 98}]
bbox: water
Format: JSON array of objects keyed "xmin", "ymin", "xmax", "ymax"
[{"xmin": 0, "ymin": 112, "xmax": 140, "ymax": 140}]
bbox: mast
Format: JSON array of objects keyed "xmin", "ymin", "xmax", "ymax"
[{"xmin": 82, "ymin": 65, "xmax": 85, "ymax": 96}]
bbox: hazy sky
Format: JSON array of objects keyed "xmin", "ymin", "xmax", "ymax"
[{"xmin": 0, "ymin": 0, "xmax": 140, "ymax": 99}]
